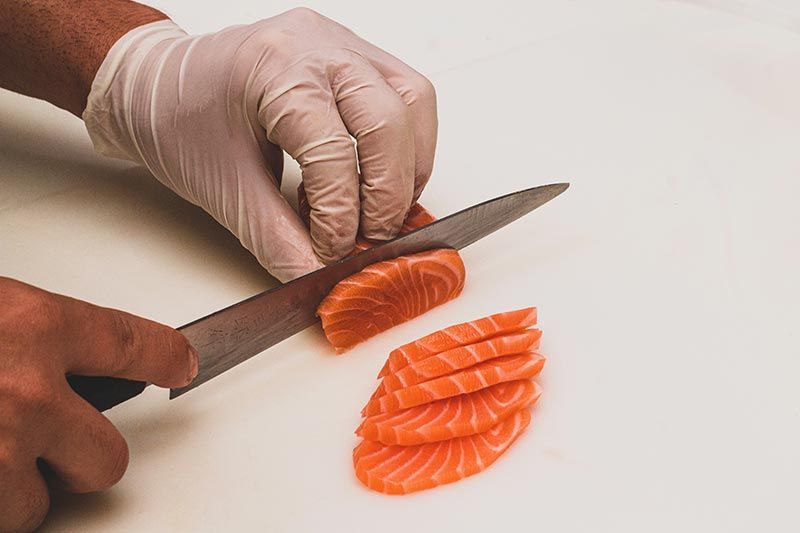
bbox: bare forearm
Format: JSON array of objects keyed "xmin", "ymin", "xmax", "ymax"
[{"xmin": 0, "ymin": 0, "xmax": 167, "ymax": 116}]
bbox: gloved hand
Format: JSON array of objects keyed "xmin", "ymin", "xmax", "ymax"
[{"xmin": 83, "ymin": 8, "xmax": 438, "ymax": 282}]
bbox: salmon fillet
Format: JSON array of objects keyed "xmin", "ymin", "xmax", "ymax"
[
  {"xmin": 378, "ymin": 328, "xmax": 542, "ymax": 395},
  {"xmin": 353, "ymin": 408, "xmax": 531, "ymax": 495},
  {"xmin": 378, "ymin": 307, "xmax": 538, "ymax": 377},
  {"xmin": 357, "ymin": 380, "xmax": 540, "ymax": 446},
  {"xmin": 317, "ymin": 249, "xmax": 466, "ymax": 351},
  {"xmin": 363, "ymin": 352, "xmax": 545, "ymax": 416}
]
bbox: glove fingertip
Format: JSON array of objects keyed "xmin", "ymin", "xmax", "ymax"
[{"xmin": 359, "ymin": 206, "xmax": 407, "ymax": 242}]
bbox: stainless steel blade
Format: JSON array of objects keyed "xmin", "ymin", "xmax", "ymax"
[{"xmin": 171, "ymin": 182, "xmax": 569, "ymax": 399}]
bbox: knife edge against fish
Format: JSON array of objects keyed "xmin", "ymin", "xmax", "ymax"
[{"xmin": 66, "ymin": 183, "xmax": 569, "ymax": 411}]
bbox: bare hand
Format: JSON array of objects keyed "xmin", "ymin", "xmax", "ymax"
[{"xmin": 0, "ymin": 278, "xmax": 197, "ymax": 532}]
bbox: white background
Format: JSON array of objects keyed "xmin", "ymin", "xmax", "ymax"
[{"xmin": 1, "ymin": 1, "xmax": 799, "ymax": 531}]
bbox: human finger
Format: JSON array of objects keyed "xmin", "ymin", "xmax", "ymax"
[
  {"xmin": 57, "ymin": 296, "xmax": 197, "ymax": 389},
  {"xmin": 0, "ymin": 454, "xmax": 49, "ymax": 532},
  {"xmin": 331, "ymin": 53, "xmax": 415, "ymax": 240},
  {"xmin": 259, "ymin": 68, "xmax": 360, "ymax": 262},
  {"xmin": 39, "ymin": 390, "xmax": 128, "ymax": 494},
  {"xmin": 350, "ymin": 42, "xmax": 438, "ymax": 201}
]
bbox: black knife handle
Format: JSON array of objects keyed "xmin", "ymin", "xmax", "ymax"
[{"xmin": 67, "ymin": 375, "xmax": 147, "ymax": 412}]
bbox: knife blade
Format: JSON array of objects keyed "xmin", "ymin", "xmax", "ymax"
[{"xmin": 68, "ymin": 182, "xmax": 568, "ymax": 410}]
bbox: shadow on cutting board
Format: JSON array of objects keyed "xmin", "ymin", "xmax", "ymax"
[
  {"xmin": 40, "ymin": 403, "xmax": 197, "ymax": 530},
  {"xmin": 0, "ymin": 106, "xmax": 292, "ymax": 317}
]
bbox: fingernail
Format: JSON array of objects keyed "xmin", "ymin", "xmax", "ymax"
[{"xmin": 188, "ymin": 345, "xmax": 199, "ymax": 382}]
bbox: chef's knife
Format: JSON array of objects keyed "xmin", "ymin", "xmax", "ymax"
[{"xmin": 68, "ymin": 182, "xmax": 569, "ymax": 411}]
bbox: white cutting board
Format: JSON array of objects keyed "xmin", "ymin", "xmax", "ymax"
[{"xmin": 1, "ymin": 1, "xmax": 798, "ymax": 531}]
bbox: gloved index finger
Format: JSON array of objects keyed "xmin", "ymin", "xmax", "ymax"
[
  {"xmin": 57, "ymin": 294, "xmax": 198, "ymax": 389},
  {"xmin": 258, "ymin": 70, "xmax": 361, "ymax": 263},
  {"xmin": 332, "ymin": 54, "xmax": 416, "ymax": 241},
  {"xmin": 347, "ymin": 38, "xmax": 438, "ymax": 203}
]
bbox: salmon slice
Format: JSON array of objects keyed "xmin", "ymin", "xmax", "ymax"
[
  {"xmin": 353, "ymin": 408, "xmax": 531, "ymax": 495},
  {"xmin": 298, "ymin": 183, "xmax": 435, "ymax": 254},
  {"xmin": 379, "ymin": 329, "xmax": 542, "ymax": 394},
  {"xmin": 357, "ymin": 380, "xmax": 540, "ymax": 446},
  {"xmin": 378, "ymin": 307, "xmax": 537, "ymax": 377},
  {"xmin": 317, "ymin": 249, "xmax": 466, "ymax": 351},
  {"xmin": 363, "ymin": 352, "xmax": 545, "ymax": 416}
]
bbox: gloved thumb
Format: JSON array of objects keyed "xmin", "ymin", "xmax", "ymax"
[
  {"xmin": 241, "ymin": 178, "xmax": 323, "ymax": 282},
  {"xmin": 193, "ymin": 159, "xmax": 323, "ymax": 283}
]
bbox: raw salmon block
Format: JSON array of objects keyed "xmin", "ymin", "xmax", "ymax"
[{"xmin": 317, "ymin": 249, "xmax": 466, "ymax": 351}]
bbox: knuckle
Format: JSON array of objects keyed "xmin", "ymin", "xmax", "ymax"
[
  {"xmin": 109, "ymin": 313, "xmax": 139, "ymax": 372},
  {"xmin": 299, "ymin": 136, "xmax": 355, "ymax": 167},
  {"xmin": 156, "ymin": 327, "xmax": 190, "ymax": 373},
  {"xmin": 325, "ymin": 136, "xmax": 358, "ymax": 154},
  {"xmin": 10, "ymin": 369, "xmax": 57, "ymax": 417},
  {"xmin": 0, "ymin": 354, "xmax": 58, "ymax": 421},
  {"xmin": 28, "ymin": 294, "xmax": 64, "ymax": 334},
  {"xmin": 373, "ymin": 100, "xmax": 412, "ymax": 135},
  {"xmin": 409, "ymin": 74, "xmax": 437, "ymax": 104},
  {"xmin": 0, "ymin": 394, "xmax": 24, "ymax": 434},
  {"xmin": 285, "ymin": 6, "xmax": 324, "ymax": 23},
  {"xmin": 0, "ymin": 277, "xmax": 32, "ymax": 303},
  {"xmin": 387, "ymin": 97, "xmax": 412, "ymax": 123},
  {"xmin": 0, "ymin": 280, "xmax": 63, "ymax": 341},
  {"xmin": 250, "ymin": 24, "xmax": 285, "ymax": 51},
  {"xmin": 0, "ymin": 441, "xmax": 19, "ymax": 478},
  {"xmin": 165, "ymin": 331, "xmax": 190, "ymax": 362},
  {"xmin": 253, "ymin": 8, "xmax": 327, "ymax": 59}
]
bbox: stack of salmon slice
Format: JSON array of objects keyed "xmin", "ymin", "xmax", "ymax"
[
  {"xmin": 353, "ymin": 308, "xmax": 545, "ymax": 495},
  {"xmin": 306, "ymin": 197, "xmax": 547, "ymax": 493}
]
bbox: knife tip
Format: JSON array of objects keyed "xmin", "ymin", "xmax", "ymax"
[{"xmin": 542, "ymin": 182, "xmax": 570, "ymax": 197}]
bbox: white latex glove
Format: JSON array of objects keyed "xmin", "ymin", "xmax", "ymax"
[{"xmin": 83, "ymin": 8, "xmax": 437, "ymax": 282}]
